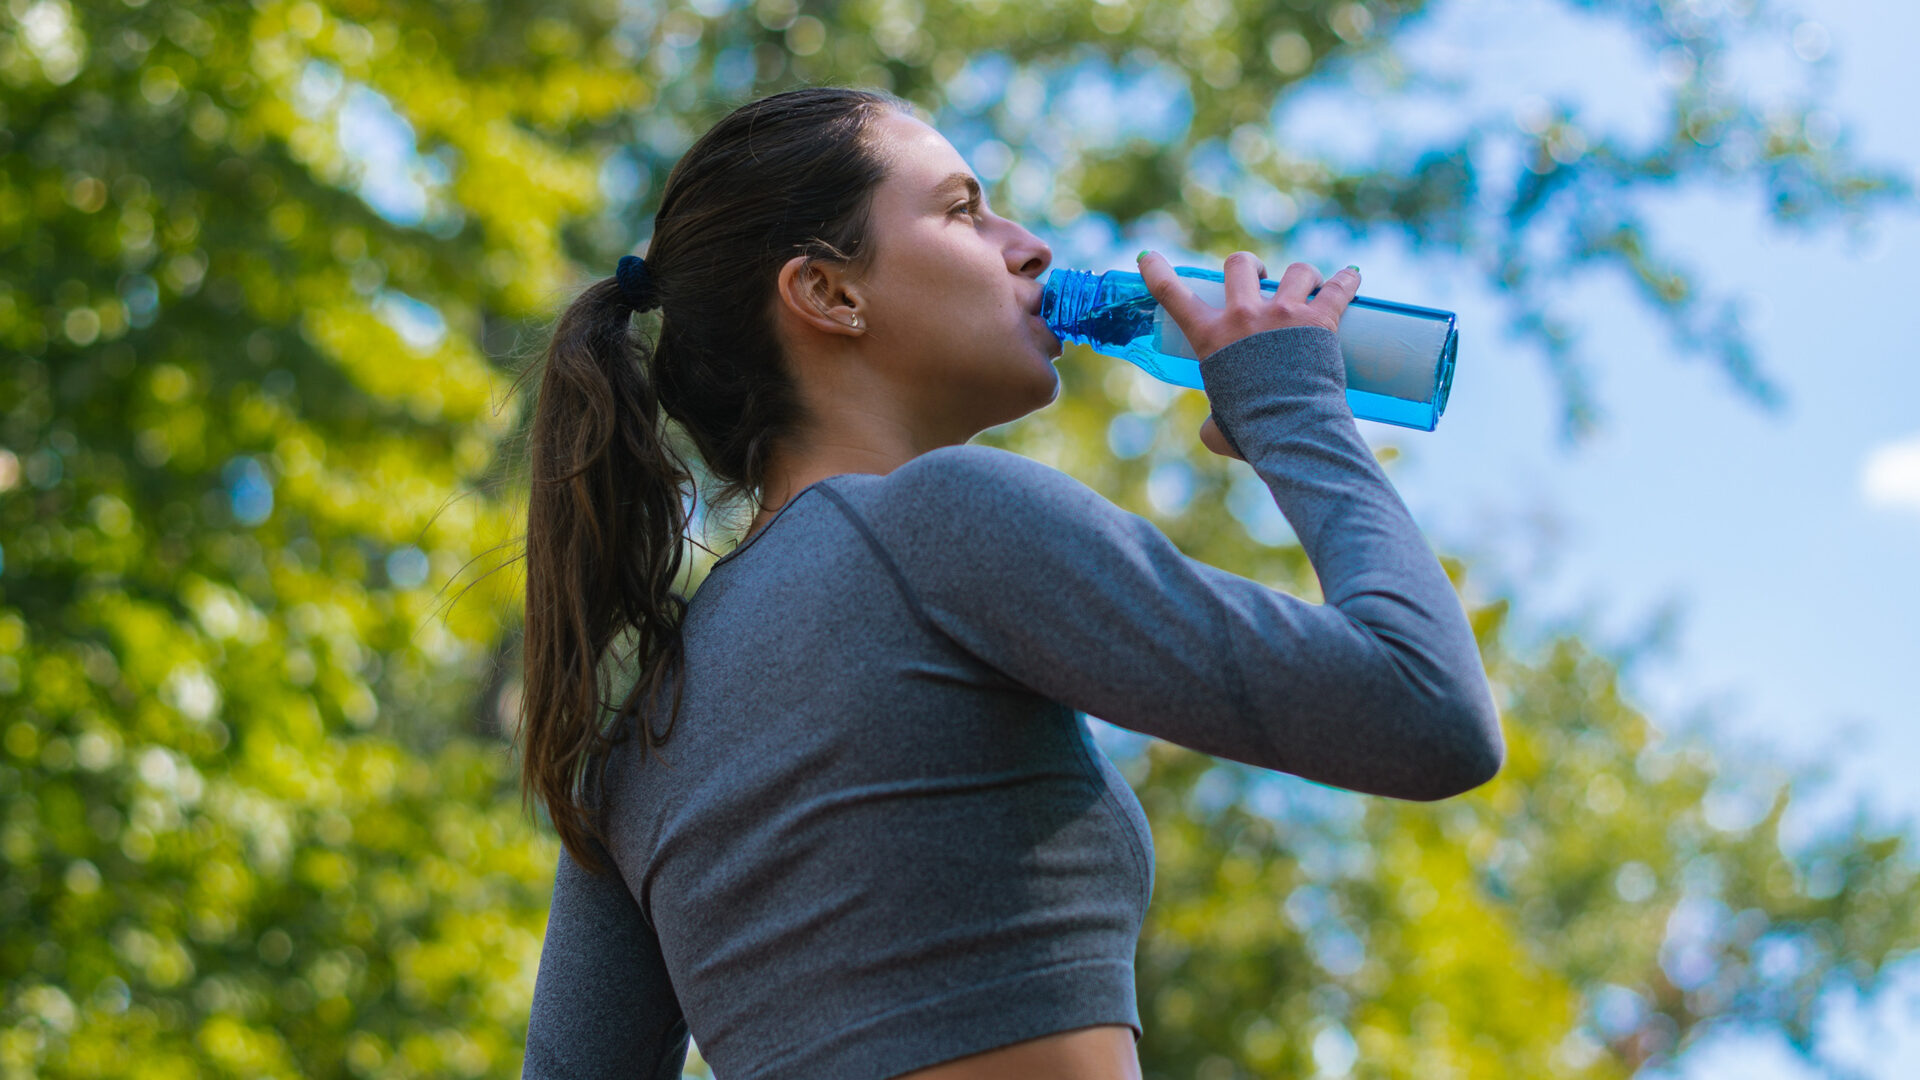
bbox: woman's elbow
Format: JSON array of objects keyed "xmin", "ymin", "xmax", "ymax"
[
  {"xmin": 1409, "ymin": 697, "xmax": 1505, "ymax": 801},
  {"xmin": 1437, "ymin": 733, "xmax": 1505, "ymax": 800}
]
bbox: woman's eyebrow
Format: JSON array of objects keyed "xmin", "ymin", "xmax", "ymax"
[{"xmin": 934, "ymin": 171, "xmax": 983, "ymax": 203}]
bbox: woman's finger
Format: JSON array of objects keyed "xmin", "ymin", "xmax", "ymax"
[
  {"xmin": 1223, "ymin": 250, "xmax": 1268, "ymax": 310},
  {"xmin": 1273, "ymin": 261, "xmax": 1323, "ymax": 306},
  {"xmin": 1310, "ymin": 265, "xmax": 1362, "ymax": 321}
]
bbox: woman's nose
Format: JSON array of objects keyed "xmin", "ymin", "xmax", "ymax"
[{"xmin": 1010, "ymin": 227, "xmax": 1051, "ymax": 279}]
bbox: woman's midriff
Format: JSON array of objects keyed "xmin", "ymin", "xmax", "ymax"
[{"xmin": 888, "ymin": 1023, "xmax": 1142, "ymax": 1080}]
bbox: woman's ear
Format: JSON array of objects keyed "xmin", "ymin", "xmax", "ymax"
[{"xmin": 775, "ymin": 254, "xmax": 864, "ymax": 337}]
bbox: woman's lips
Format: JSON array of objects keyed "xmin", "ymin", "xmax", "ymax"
[{"xmin": 1033, "ymin": 313, "xmax": 1061, "ymax": 356}]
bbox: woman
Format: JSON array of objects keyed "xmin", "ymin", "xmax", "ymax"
[{"xmin": 517, "ymin": 86, "xmax": 1503, "ymax": 1079}]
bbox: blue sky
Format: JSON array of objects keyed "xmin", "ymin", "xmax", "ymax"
[
  {"xmin": 1341, "ymin": 0, "xmax": 1920, "ymax": 847},
  {"xmin": 1369, "ymin": 3, "xmax": 1920, "ymax": 1073},
  {"xmin": 955, "ymin": 0, "xmax": 1919, "ymax": 1073}
]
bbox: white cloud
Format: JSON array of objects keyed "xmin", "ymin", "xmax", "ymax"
[{"xmin": 1861, "ymin": 432, "xmax": 1920, "ymax": 515}]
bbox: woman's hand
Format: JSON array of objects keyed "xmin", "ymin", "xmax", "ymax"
[
  {"xmin": 1137, "ymin": 250, "xmax": 1360, "ymax": 462},
  {"xmin": 1138, "ymin": 250, "xmax": 1359, "ymax": 360}
]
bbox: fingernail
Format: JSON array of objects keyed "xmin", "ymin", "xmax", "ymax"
[
  {"xmin": 1345, "ymin": 264, "xmax": 1360, "ymax": 274},
  {"xmin": 1137, "ymin": 250, "xmax": 1152, "ymax": 263}
]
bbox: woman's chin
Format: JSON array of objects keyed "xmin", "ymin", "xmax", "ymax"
[
  {"xmin": 986, "ymin": 357, "xmax": 1059, "ymax": 423},
  {"xmin": 1026, "ymin": 360, "xmax": 1062, "ymax": 409}
]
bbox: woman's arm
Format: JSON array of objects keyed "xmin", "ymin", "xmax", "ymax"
[
  {"xmin": 835, "ymin": 324, "xmax": 1502, "ymax": 802},
  {"xmin": 523, "ymin": 840, "xmax": 689, "ymax": 1080}
]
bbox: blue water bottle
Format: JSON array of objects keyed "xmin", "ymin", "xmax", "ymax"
[{"xmin": 1040, "ymin": 265, "xmax": 1459, "ymax": 431}]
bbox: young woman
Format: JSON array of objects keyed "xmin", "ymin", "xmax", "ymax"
[{"xmin": 517, "ymin": 86, "xmax": 1503, "ymax": 1080}]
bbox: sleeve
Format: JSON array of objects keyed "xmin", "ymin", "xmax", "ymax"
[
  {"xmin": 522, "ymin": 839, "xmax": 689, "ymax": 1080},
  {"xmin": 846, "ymin": 325, "xmax": 1503, "ymax": 802}
]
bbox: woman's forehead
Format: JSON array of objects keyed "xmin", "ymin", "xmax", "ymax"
[{"xmin": 871, "ymin": 112, "xmax": 971, "ymax": 195}]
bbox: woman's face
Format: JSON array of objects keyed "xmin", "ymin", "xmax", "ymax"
[{"xmin": 845, "ymin": 110, "xmax": 1061, "ymax": 434}]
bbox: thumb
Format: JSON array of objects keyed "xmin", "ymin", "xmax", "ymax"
[{"xmin": 1199, "ymin": 414, "xmax": 1245, "ymax": 461}]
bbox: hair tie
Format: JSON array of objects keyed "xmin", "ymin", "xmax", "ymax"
[{"xmin": 616, "ymin": 254, "xmax": 659, "ymax": 312}]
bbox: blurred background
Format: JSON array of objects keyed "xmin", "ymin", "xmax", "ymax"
[{"xmin": 3, "ymin": 0, "xmax": 1916, "ymax": 1077}]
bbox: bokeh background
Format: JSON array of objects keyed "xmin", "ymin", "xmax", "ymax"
[{"xmin": 4, "ymin": 0, "xmax": 1916, "ymax": 1077}]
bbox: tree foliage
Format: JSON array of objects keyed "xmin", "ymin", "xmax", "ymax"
[{"xmin": 2, "ymin": 1, "xmax": 1913, "ymax": 1077}]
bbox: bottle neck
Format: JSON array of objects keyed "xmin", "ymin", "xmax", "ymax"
[{"xmin": 1039, "ymin": 268, "xmax": 1103, "ymax": 343}]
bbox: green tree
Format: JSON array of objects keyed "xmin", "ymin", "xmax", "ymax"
[
  {"xmin": 2, "ymin": 0, "xmax": 635, "ymax": 1073},
  {"xmin": 1, "ymin": 1, "xmax": 1912, "ymax": 1078}
]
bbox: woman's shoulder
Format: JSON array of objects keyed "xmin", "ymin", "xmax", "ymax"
[
  {"xmin": 837, "ymin": 444, "xmax": 1107, "ymax": 527},
  {"xmin": 825, "ymin": 443, "xmax": 1143, "ymax": 564}
]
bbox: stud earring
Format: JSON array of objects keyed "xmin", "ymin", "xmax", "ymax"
[{"xmin": 848, "ymin": 314, "xmax": 862, "ymax": 329}]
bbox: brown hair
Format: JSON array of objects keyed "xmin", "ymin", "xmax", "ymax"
[{"xmin": 514, "ymin": 86, "xmax": 911, "ymax": 871}]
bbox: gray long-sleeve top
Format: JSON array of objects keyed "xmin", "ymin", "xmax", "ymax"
[{"xmin": 521, "ymin": 325, "xmax": 1504, "ymax": 1080}]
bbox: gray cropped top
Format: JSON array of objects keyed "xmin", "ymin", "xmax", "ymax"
[{"xmin": 521, "ymin": 325, "xmax": 1504, "ymax": 1079}]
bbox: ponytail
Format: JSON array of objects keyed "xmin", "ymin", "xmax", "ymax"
[{"xmin": 519, "ymin": 278, "xmax": 691, "ymax": 872}]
